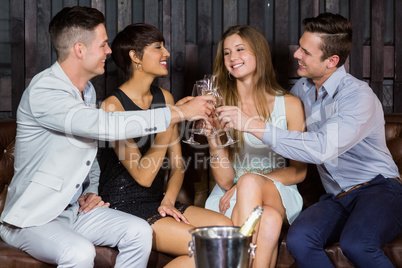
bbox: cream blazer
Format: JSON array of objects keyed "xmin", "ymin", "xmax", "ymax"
[{"xmin": 1, "ymin": 62, "xmax": 168, "ymax": 228}]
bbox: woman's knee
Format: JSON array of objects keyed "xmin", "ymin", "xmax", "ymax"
[{"xmin": 236, "ymin": 174, "xmax": 261, "ymax": 193}]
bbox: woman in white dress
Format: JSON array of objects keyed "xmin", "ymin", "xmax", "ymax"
[{"xmin": 204, "ymin": 25, "xmax": 307, "ymax": 268}]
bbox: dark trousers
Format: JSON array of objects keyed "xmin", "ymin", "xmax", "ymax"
[{"xmin": 287, "ymin": 174, "xmax": 402, "ymax": 268}]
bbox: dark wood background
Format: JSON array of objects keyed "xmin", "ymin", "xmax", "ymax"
[{"xmin": 0, "ymin": 0, "xmax": 401, "ymax": 118}]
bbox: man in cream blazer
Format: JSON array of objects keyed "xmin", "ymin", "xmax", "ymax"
[{"xmin": 0, "ymin": 6, "xmax": 214, "ymax": 268}]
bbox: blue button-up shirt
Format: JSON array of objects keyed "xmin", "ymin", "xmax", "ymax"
[{"xmin": 262, "ymin": 66, "xmax": 399, "ymax": 195}]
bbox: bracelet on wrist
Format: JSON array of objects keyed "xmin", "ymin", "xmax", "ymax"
[{"xmin": 210, "ymin": 147, "xmax": 222, "ymax": 161}]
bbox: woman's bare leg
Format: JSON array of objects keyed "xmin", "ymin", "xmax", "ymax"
[
  {"xmin": 151, "ymin": 206, "xmax": 233, "ymax": 268},
  {"xmin": 232, "ymin": 173, "xmax": 286, "ymax": 268}
]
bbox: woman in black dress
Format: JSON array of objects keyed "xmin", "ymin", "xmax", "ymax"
[{"xmin": 99, "ymin": 23, "xmax": 232, "ymax": 268}]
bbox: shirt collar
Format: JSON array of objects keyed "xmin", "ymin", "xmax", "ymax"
[
  {"xmin": 321, "ymin": 65, "xmax": 347, "ymax": 98},
  {"xmin": 302, "ymin": 65, "xmax": 347, "ymax": 98},
  {"xmin": 52, "ymin": 61, "xmax": 93, "ymax": 106}
]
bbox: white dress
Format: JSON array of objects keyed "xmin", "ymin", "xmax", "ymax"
[{"xmin": 205, "ymin": 95, "xmax": 303, "ymax": 224}]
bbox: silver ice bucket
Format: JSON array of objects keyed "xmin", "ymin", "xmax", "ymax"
[{"xmin": 188, "ymin": 226, "xmax": 256, "ymax": 268}]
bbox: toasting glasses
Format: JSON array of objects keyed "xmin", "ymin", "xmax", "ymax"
[{"xmin": 183, "ymin": 75, "xmax": 238, "ymax": 147}]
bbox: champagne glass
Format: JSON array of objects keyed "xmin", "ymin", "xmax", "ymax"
[
  {"xmin": 194, "ymin": 80, "xmax": 210, "ymax": 136},
  {"xmin": 215, "ymin": 88, "xmax": 238, "ymax": 147},
  {"xmin": 182, "ymin": 84, "xmax": 200, "ymax": 145}
]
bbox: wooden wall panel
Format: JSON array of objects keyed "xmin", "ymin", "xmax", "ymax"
[
  {"xmin": 36, "ymin": 0, "xmax": 52, "ymax": 73},
  {"xmin": 91, "ymin": 0, "xmax": 106, "ymax": 102},
  {"xmin": 144, "ymin": 0, "xmax": 158, "ymax": 28},
  {"xmin": 223, "ymin": 0, "xmax": 237, "ymax": 31},
  {"xmin": 350, "ymin": 0, "xmax": 364, "ymax": 80},
  {"xmin": 25, "ymin": 0, "xmax": 37, "ymax": 78},
  {"xmin": 198, "ymin": 0, "xmax": 213, "ymax": 79},
  {"xmin": 1, "ymin": 0, "xmax": 401, "ymax": 116},
  {"xmin": 395, "ymin": 0, "xmax": 402, "ymax": 113},
  {"xmin": 274, "ymin": 0, "xmax": 289, "ymax": 88},
  {"xmin": 248, "ymin": 0, "xmax": 264, "ymax": 32},
  {"xmin": 10, "ymin": 0, "xmax": 24, "ymax": 118},
  {"xmin": 170, "ymin": 0, "xmax": 185, "ymax": 102},
  {"xmin": 371, "ymin": 0, "xmax": 385, "ymax": 102},
  {"xmin": 159, "ymin": 0, "xmax": 171, "ymax": 91}
]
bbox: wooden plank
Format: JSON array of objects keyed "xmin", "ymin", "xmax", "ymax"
[
  {"xmin": 274, "ymin": 0, "xmax": 289, "ymax": 89},
  {"xmin": 25, "ymin": 0, "xmax": 37, "ymax": 79},
  {"xmin": 198, "ymin": 0, "xmax": 213, "ymax": 78},
  {"xmin": 223, "ymin": 0, "xmax": 237, "ymax": 31},
  {"xmin": 63, "ymin": 0, "xmax": 78, "ymax": 7},
  {"xmin": 264, "ymin": 0, "xmax": 274, "ymax": 44},
  {"xmin": 91, "ymin": 0, "xmax": 106, "ymax": 102},
  {"xmin": 132, "ymin": 0, "xmax": 144, "ymax": 23},
  {"xmin": 238, "ymin": 0, "xmax": 247, "ymax": 25},
  {"xmin": 117, "ymin": 1, "xmax": 131, "ymax": 31},
  {"xmin": 212, "ymin": 0, "xmax": 223, "ymax": 45},
  {"xmin": 37, "ymin": 0, "xmax": 52, "ymax": 73},
  {"xmin": 171, "ymin": 0, "xmax": 185, "ymax": 101},
  {"xmin": 395, "ymin": 0, "xmax": 402, "ymax": 113},
  {"xmin": 0, "ymin": 77, "xmax": 11, "ymax": 111},
  {"xmin": 288, "ymin": 45, "xmax": 299, "ymax": 78},
  {"xmin": 104, "ymin": 0, "xmax": 118, "ymax": 97},
  {"xmin": 144, "ymin": 0, "xmax": 158, "ymax": 28},
  {"xmin": 362, "ymin": 46, "xmax": 394, "ymax": 79},
  {"xmin": 185, "ymin": 0, "xmax": 197, "ymax": 44},
  {"xmin": 159, "ymin": 0, "xmax": 171, "ymax": 91},
  {"xmin": 10, "ymin": 0, "xmax": 25, "ymax": 118},
  {"xmin": 299, "ymin": 0, "xmax": 315, "ymax": 35},
  {"xmin": 370, "ymin": 0, "xmax": 384, "ymax": 101},
  {"xmin": 91, "ymin": 0, "xmax": 105, "ymax": 15},
  {"xmin": 185, "ymin": 45, "xmax": 199, "ymax": 97},
  {"xmin": 349, "ymin": 0, "xmax": 364, "ymax": 80},
  {"xmin": 325, "ymin": 0, "xmax": 339, "ymax": 13},
  {"xmin": 249, "ymin": 0, "xmax": 264, "ymax": 33},
  {"xmin": 116, "ymin": 1, "xmax": 132, "ymax": 86}
]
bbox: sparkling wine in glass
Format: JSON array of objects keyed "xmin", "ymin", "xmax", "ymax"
[
  {"xmin": 182, "ymin": 84, "xmax": 200, "ymax": 145},
  {"xmin": 215, "ymin": 88, "xmax": 238, "ymax": 147}
]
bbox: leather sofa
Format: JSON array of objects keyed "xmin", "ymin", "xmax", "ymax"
[{"xmin": 0, "ymin": 114, "xmax": 401, "ymax": 267}]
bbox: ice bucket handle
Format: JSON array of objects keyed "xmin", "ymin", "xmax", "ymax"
[
  {"xmin": 249, "ymin": 243, "xmax": 257, "ymax": 259},
  {"xmin": 188, "ymin": 241, "xmax": 194, "ymax": 257}
]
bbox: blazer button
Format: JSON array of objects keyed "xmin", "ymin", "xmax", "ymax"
[
  {"xmin": 76, "ymin": 184, "xmax": 80, "ymax": 188},
  {"xmin": 145, "ymin": 128, "xmax": 149, "ymax": 132},
  {"xmin": 86, "ymin": 160, "xmax": 91, "ymax": 166},
  {"xmin": 154, "ymin": 127, "xmax": 157, "ymax": 131}
]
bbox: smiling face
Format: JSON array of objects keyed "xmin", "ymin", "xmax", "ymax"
[
  {"xmin": 293, "ymin": 31, "xmax": 335, "ymax": 88},
  {"xmin": 139, "ymin": 41, "xmax": 170, "ymax": 77},
  {"xmin": 223, "ymin": 34, "xmax": 257, "ymax": 81},
  {"xmin": 82, "ymin": 24, "xmax": 112, "ymax": 78}
]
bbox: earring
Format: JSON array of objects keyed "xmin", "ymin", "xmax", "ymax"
[
  {"xmin": 136, "ymin": 63, "xmax": 142, "ymax": 70},
  {"xmin": 228, "ymin": 71, "xmax": 233, "ymax": 80}
]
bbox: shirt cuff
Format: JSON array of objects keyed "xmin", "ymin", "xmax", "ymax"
[
  {"xmin": 262, "ymin": 122, "xmax": 273, "ymax": 146},
  {"xmin": 162, "ymin": 107, "xmax": 171, "ymax": 127}
]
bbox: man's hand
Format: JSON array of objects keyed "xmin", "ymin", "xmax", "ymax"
[
  {"xmin": 170, "ymin": 95, "xmax": 215, "ymax": 125},
  {"xmin": 216, "ymin": 106, "xmax": 266, "ymax": 136},
  {"xmin": 78, "ymin": 193, "xmax": 110, "ymax": 214}
]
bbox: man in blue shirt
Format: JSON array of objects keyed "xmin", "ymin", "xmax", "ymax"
[{"xmin": 217, "ymin": 12, "xmax": 401, "ymax": 267}]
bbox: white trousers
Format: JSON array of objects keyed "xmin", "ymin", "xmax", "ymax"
[{"xmin": 0, "ymin": 206, "xmax": 152, "ymax": 268}]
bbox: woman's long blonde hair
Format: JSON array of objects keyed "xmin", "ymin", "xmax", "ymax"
[{"xmin": 212, "ymin": 25, "xmax": 288, "ymax": 161}]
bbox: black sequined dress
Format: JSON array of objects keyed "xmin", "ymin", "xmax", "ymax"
[{"xmin": 99, "ymin": 86, "xmax": 189, "ymax": 225}]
